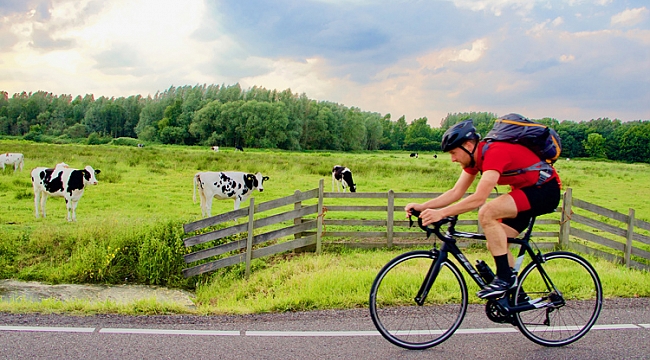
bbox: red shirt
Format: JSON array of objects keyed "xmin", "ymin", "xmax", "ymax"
[{"xmin": 464, "ymin": 141, "xmax": 560, "ymax": 190}]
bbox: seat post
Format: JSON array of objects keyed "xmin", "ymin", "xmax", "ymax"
[{"xmin": 521, "ymin": 217, "xmax": 536, "ymax": 241}]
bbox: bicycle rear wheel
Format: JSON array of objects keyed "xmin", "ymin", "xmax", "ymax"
[
  {"xmin": 369, "ymin": 250, "xmax": 467, "ymax": 350},
  {"xmin": 514, "ymin": 251, "xmax": 603, "ymax": 346}
]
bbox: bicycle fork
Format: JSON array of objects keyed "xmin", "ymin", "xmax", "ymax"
[{"xmin": 414, "ymin": 249, "xmax": 445, "ymax": 306}]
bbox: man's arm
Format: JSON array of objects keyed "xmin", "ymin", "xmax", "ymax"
[
  {"xmin": 417, "ymin": 170, "xmax": 500, "ymax": 226},
  {"xmin": 406, "ymin": 170, "xmax": 476, "ymax": 214}
]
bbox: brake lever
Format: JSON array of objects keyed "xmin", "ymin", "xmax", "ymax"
[
  {"xmin": 408, "ymin": 209, "xmax": 435, "ymax": 239},
  {"xmin": 408, "ymin": 210, "xmax": 458, "ymax": 239}
]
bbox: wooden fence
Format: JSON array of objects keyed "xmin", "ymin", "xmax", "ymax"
[
  {"xmin": 560, "ymin": 188, "xmax": 650, "ymax": 271},
  {"xmin": 182, "ymin": 181, "xmax": 650, "ymax": 277}
]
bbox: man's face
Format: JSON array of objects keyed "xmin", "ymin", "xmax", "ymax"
[{"xmin": 448, "ymin": 141, "xmax": 473, "ymax": 168}]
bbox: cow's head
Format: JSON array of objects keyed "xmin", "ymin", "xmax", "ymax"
[
  {"xmin": 83, "ymin": 166, "xmax": 101, "ymax": 185},
  {"xmin": 244, "ymin": 172, "xmax": 269, "ymax": 192}
]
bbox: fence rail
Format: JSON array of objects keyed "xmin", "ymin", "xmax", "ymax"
[{"xmin": 182, "ymin": 181, "xmax": 650, "ymax": 277}]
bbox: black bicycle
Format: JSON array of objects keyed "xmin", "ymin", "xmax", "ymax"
[{"xmin": 369, "ymin": 210, "xmax": 603, "ymax": 349}]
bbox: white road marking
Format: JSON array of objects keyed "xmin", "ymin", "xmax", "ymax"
[
  {"xmin": 246, "ymin": 330, "xmax": 381, "ymax": 337},
  {"xmin": 99, "ymin": 328, "xmax": 240, "ymax": 336},
  {"xmin": 0, "ymin": 324, "xmax": 645, "ymax": 336},
  {"xmin": 0, "ymin": 326, "xmax": 95, "ymax": 333}
]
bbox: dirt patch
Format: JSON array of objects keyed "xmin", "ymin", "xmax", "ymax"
[{"xmin": 0, "ymin": 280, "xmax": 195, "ymax": 308}]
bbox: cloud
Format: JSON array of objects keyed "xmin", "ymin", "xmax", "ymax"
[{"xmin": 611, "ymin": 7, "xmax": 649, "ymax": 27}]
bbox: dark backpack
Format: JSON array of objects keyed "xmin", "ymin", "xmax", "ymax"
[
  {"xmin": 485, "ymin": 113, "xmax": 562, "ymax": 164},
  {"xmin": 483, "ymin": 113, "xmax": 562, "ymax": 185}
]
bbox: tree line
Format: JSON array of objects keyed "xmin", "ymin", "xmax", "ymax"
[{"xmin": 0, "ymin": 84, "xmax": 648, "ymax": 162}]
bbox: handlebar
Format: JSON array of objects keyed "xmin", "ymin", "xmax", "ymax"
[{"xmin": 408, "ymin": 209, "xmax": 458, "ymax": 239}]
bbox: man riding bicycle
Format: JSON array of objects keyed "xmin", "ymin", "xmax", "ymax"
[{"xmin": 405, "ymin": 116, "xmax": 561, "ymax": 299}]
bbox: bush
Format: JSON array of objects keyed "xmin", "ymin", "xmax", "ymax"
[
  {"xmin": 111, "ymin": 137, "xmax": 140, "ymax": 147},
  {"xmin": 86, "ymin": 132, "xmax": 112, "ymax": 145}
]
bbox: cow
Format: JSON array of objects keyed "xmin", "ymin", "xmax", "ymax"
[
  {"xmin": 211, "ymin": 146, "xmax": 219, "ymax": 152},
  {"xmin": 410, "ymin": 153, "xmax": 418, "ymax": 158},
  {"xmin": 332, "ymin": 165, "xmax": 356, "ymax": 193},
  {"xmin": 30, "ymin": 165, "xmax": 101, "ymax": 221},
  {"xmin": 193, "ymin": 171, "xmax": 269, "ymax": 217},
  {"xmin": 433, "ymin": 154, "xmax": 438, "ymax": 159},
  {"xmin": 0, "ymin": 153, "xmax": 24, "ymax": 172},
  {"xmin": 235, "ymin": 145, "xmax": 244, "ymax": 152},
  {"xmin": 137, "ymin": 143, "xmax": 145, "ymax": 148}
]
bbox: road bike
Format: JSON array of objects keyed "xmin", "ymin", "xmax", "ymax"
[{"xmin": 369, "ymin": 210, "xmax": 602, "ymax": 349}]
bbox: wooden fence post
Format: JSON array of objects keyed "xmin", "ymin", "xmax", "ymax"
[
  {"xmin": 625, "ymin": 208, "xmax": 635, "ymax": 267},
  {"xmin": 387, "ymin": 190, "xmax": 394, "ymax": 247},
  {"xmin": 245, "ymin": 197, "xmax": 255, "ymax": 278},
  {"xmin": 316, "ymin": 179, "xmax": 324, "ymax": 254},
  {"xmin": 559, "ymin": 188, "xmax": 572, "ymax": 248},
  {"xmin": 294, "ymin": 189, "xmax": 302, "ymax": 239}
]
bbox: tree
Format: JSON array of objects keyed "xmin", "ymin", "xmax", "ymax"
[{"xmin": 583, "ymin": 133, "xmax": 607, "ymax": 159}]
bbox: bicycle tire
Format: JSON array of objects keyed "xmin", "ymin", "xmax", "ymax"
[
  {"xmin": 369, "ymin": 250, "xmax": 468, "ymax": 349},
  {"xmin": 513, "ymin": 251, "xmax": 603, "ymax": 346}
]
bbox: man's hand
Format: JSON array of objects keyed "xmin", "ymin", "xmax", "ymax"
[
  {"xmin": 420, "ymin": 208, "xmax": 445, "ymax": 226},
  {"xmin": 404, "ymin": 203, "xmax": 421, "ymax": 217}
]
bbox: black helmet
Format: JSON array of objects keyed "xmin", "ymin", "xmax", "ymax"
[{"xmin": 441, "ymin": 120, "xmax": 480, "ymax": 152}]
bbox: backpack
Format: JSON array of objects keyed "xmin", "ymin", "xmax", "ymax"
[
  {"xmin": 485, "ymin": 113, "xmax": 562, "ymax": 164},
  {"xmin": 483, "ymin": 113, "xmax": 562, "ymax": 185}
]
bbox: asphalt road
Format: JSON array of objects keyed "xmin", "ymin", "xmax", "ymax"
[{"xmin": 1, "ymin": 298, "xmax": 649, "ymax": 359}]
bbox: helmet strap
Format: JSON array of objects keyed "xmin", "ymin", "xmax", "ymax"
[{"xmin": 460, "ymin": 140, "xmax": 478, "ymax": 168}]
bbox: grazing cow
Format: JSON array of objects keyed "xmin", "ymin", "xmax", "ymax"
[
  {"xmin": 137, "ymin": 143, "xmax": 145, "ymax": 148},
  {"xmin": 433, "ymin": 154, "xmax": 438, "ymax": 159},
  {"xmin": 30, "ymin": 165, "xmax": 101, "ymax": 221},
  {"xmin": 235, "ymin": 145, "xmax": 244, "ymax": 152},
  {"xmin": 193, "ymin": 171, "xmax": 269, "ymax": 217},
  {"xmin": 211, "ymin": 146, "xmax": 219, "ymax": 152},
  {"xmin": 0, "ymin": 153, "xmax": 24, "ymax": 172},
  {"xmin": 410, "ymin": 153, "xmax": 418, "ymax": 158},
  {"xmin": 332, "ymin": 165, "xmax": 356, "ymax": 193}
]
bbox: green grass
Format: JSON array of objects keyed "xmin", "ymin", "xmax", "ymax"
[{"xmin": 1, "ymin": 139, "xmax": 650, "ymax": 315}]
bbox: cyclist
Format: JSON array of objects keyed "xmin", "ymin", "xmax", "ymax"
[{"xmin": 405, "ymin": 117, "xmax": 561, "ymax": 298}]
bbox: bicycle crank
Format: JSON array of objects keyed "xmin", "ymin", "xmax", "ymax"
[{"xmin": 485, "ymin": 299, "xmax": 515, "ymax": 324}]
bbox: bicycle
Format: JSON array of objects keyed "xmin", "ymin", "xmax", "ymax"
[{"xmin": 369, "ymin": 210, "xmax": 603, "ymax": 349}]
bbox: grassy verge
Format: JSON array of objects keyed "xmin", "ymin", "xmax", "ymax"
[{"xmin": 2, "ymin": 246, "xmax": 648, "ymax": 315}]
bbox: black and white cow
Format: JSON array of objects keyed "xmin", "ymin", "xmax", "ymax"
[
  {"xmin": 137, "ymin": 143, "xmax": 145, "ymax": 148},
  {"xmin": 410, "ymin": 153, "xmax": 418, "ymax": 158},
  {"xmin": 0, "ymin": 153, "xmax": 24, "ymax": 172},
  {"xmin": 211, "ymin": 146, "xmax": 219, "ymax": 152},
  {"xmin": 332, "ymin": 165, "xmax": 356, "ymax": 193},
  {"xmin": 30, "ymin": 165, "xmax": 101, "ymax": 221},
  {"xmin": 193, "ymin": 171, "xmax": 269, "ymax": 217}
]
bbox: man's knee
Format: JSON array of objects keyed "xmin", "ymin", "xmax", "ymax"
[{"xmin": 478, "ymin": 204, "xmax": 500, "ymax": 225}]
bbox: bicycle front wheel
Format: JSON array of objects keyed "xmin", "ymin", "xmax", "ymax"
[
  {"xmin": 369, "ymin": 250, "xmax": 467, "ymax": 350},
  {"xmin": 514, "ymin": 251, "xmax": 603, "ymax": 346}
]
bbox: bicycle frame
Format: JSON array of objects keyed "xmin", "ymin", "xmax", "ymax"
[{"xmin": 414, "ymin": 216, "xmax": 563, "ymax": 314}]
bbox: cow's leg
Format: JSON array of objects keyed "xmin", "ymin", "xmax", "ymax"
[
  {"xmin": 205, "ymin": 196, "xmax": 213, "ymax": 218},
  {"xmin": 40, "ymin": 194, "xmax": 48, "ymax": 218},
  {"xmin": 70, "ymin": 200, "xmax": 78, "ymax": 222},
  {"xmin": 233, "ymin": 197, "xmax": 241, "ymax": 210},
  {"xmin": 33, "ymin": 190, "xmax": 41, "ymax": 218},
  {"xmin": 65, "ymin": 198, "xmax": 72, "ymax": 221}
]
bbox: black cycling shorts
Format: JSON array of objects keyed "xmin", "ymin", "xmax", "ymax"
[{"xmin": 502, "ymin": 178, "xmax": 561, "ymax": 234}]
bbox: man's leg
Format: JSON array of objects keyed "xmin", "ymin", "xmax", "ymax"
[{"xmin": 476, "ymin": 194, "xmax": 519, "ymax": 298}]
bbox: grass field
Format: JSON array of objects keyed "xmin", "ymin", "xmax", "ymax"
[{"xmin": 1, "ymin": 139, "xmax": 650, "ymax": 314}]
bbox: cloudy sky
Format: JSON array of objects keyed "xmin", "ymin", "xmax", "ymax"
[{"xmin": 1, "ymin": 0, "xmax": 649, "ymax": 126}]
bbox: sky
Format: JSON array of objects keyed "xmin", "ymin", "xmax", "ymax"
[{"xmin": 0, "ymin": 0, "xmax": 649, "ymax": 126}]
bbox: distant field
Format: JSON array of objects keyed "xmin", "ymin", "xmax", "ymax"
[{"xmin": 1, "ymin": 139, "xmax": 650, "ymax": 314}]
